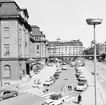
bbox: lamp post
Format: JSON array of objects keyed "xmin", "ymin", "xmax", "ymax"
[{"xmin": 86, "ymin": 18, "xmax": 102, "ymax": 105}]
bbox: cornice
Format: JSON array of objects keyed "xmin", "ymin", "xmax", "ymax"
[{"xmin": 0, "ymin": 15, "xmax": 32, "ymax": 31}]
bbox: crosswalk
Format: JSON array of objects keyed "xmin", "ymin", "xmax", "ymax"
[{"xmin": 22, "ymin": 88, "xmax": 75, "ymax": 103}]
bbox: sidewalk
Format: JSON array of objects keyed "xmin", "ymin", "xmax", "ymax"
[
  {"xmin": 96, "ymin": 62, "xmax": 106, "ymax": 70},
  {"xmin": 0, "ymin": 65, "xmax": 57, "ymax": 92},
  {"xmin": 0, "ymin": 76, "xmax": 32, "ymax": 92}
]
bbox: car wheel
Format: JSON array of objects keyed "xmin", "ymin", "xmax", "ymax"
[
  {"xmin": 0, "ymin": 97, "xmax": 3, "ymax": 101},
  {"xmin": 62, "ymin": 100, "xmax": 65, "ymax": 103},
  {"xmin": 13, "ymin": 93, "xmax": 17, "ymax": 97}
]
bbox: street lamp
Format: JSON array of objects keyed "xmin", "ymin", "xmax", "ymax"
[{"xmin": 86, "ymin": 18, "xmax": 102, "ymax": 105}]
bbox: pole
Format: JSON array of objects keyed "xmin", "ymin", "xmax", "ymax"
[
  {"xmin": 94, "ymin": 24, "xmax": 97, "ymax": 105},
  {"xmin": 0, "ymin": 20, "xmax": 2, "ymax": 87}
]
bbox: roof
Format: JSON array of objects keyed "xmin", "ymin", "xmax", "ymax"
[
  {"xmin": 0, "ymin": 0, "xmax": 20, "ymax": 16},
  {"xmin": 31, "ymin": 26, "xmax": 45, "ymax": 37},
  {"xmin": 0, "ymin": 1, "xmax": 29, "ymax": 18},
  {"xmin": 0, "ymin": 0, "xmax": 13, "ymax": 2},
  {"xmin": 31, "ymin": 25, "xmax": 39, "ymax": 29},
  {"xmin": 48, "ymin": 40, "xmax": 83, "ymax": 46}
]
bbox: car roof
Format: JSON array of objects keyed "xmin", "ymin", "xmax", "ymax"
[
  {"xmin": 0, "ymin": 90, "xmax": 10, "ymax": 92},
  {"xmin": 50, "ymin": 93, "xmax": 62, "ymax": 97},
  {"xmin": 0, "ymin": 89, "xmax": 16, "ymax": 92}
]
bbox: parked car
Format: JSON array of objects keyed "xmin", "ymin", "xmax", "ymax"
[
  {"xmin": 61, "ymin": 66, "xmax": 67, "ymax": 70},
  {"xmin": 0, "ymin": 90, "xmax": 18, "ymax": 101},
  {"xmin": 75, "ymin": 66, "xmax": 85, "ymax": 72},
  {"xmin": 43, "ymin": 79, "xmax": 54, "ymax": 86},
  {"xmin": 42, "ymin": 93, "xmax": 65, "ymax": 105},
  {"xmin": 76, "ymin": 70, "xmax": 83, "ymax": 75},
  {"xmin": 79, "ymin": 79, "xmax": 88, "ymax": 83},
  {"xmin": 70, "ymin": 61, "xmax": 76, "ymax": 67},
  {"xmin": 56, "ymin": 68, "xmax": 62, "ymax": 73},
  {"xmin": 77, "ymin": 76, "xmax": 87, "ymax": 82},
  {"xmin": 76, "ymin": 74, "xmax": 86, "ymax": 79},
  {"xmin": 54, "ymin": 72, "xmax": 60, "ymax": 79},
  {"xmin": 75, "ymin": 82, "xmax": 88, "ymax": 91}
]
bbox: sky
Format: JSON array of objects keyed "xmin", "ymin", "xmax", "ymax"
[{"xmin": 14, "ymin": 0, "xmax": 106, "ymax": 48}]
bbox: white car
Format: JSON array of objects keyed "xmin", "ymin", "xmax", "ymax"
[
  {"xmin": 75, "ymin": 82, "xmax": 88, "ymax": 91},
  {"xmin": 62, "ymin": 66, "xmax": 67, "ymax": 70},
  {"xmin": 75, "ymin": 66, "xmax": 85, "ymax": 72},
  {"xmin": 43, "ymin": 79, "xmax": 54, "ymax": 86},
  {"xmin": 42, "ymin": 93, "xmax": 65, "ymax": 105},
  {"xmin": 70, "ymin": 61, "xmax": 76, "ymax": 67}
]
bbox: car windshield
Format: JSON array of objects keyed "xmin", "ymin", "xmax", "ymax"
[{"xmin": 78, "ymin": 83, "xmax": 84, "ymax": 86}]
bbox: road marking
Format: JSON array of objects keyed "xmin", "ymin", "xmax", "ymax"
[
  {"xmin": 65, "ymin": 97, "xmax": 75, "ymax": 102},
  {"xmin": 37, "ymin": 92, "xmax": 45, "ymax": 96},
  {"xmin": 28, "ymin": 89, "xmax": 42, "ymax": 93},
  {"xmin": 61, "ymin": 95, "xmax": 70, "ymax": 100},
  {"xmin": 42, "ymin": 92, "xmax": 55, "ymax": 97},
  {"xmin": 23, "ymin": 88, "xmax": 34, "ymax": 92},
  {"xmin": 28, "ymin": 90, "xmax": 37, "ymax": 93},
  {"xmin": 31, "ymin": 90, "xmax": 42, "ymax": 95}
]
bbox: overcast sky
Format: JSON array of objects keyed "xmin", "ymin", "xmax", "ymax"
[{"xmin": 14, "ymin": 0, "xmax": 106, "ymax": 48}]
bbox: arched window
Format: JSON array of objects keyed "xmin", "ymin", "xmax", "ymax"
[{"xmin": 3, "ymin": 65, "xmax": 11, "ymax": 78}]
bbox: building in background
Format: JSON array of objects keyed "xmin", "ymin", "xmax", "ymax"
[
  {"xmin": 83, "ymin": 42, "xmax": 106, "ymax": 61},
  {"xmin": 48, "ymin": 39, "xmax": 83, "ymax": 62},
  {"xmin": 31, "ymin": 25, "xmax": 49, "ymax": 64}
]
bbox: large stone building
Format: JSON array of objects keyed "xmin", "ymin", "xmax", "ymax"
[
  {"xmin": 48, "ymin": 39, "xmax": 83, "ymax": 62},
  {"xmin": 0, "ymin": 0, "xmax": 49, "ymax": 82},
  {"xmin": 31, "ymin": 25, "xmax": 49, "ymax": 63}
]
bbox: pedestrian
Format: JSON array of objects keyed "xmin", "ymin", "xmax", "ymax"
[{"xmin": 77, "ymin": 94, "xmax": 82, "ymax": 104}]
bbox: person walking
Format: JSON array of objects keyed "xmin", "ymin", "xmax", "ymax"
[{"xmin": 77, "ymin": 94, "xmax": 82, "ymax": 104}]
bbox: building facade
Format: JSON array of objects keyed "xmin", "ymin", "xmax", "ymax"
[
  {"xmin": 0, "ymin": 0, "xmax": 49, "ymax": 82},
  {"xmin": 31, "ymin": 25, "xmax": 49, "ymax": 63},
  {"xmin": 48, "ymin": 40, "xmax": 83, "ymax": 62},
  {"xmin": 96, "ymin": 43, "xmax": 106, "ymax": 55},
  {"xmin": 0, "ymin": 0, "xmax": 32, "ymax": 81}
]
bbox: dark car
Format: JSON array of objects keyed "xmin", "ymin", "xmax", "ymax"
[
  {"xmin": 0, "ymin": 90, "xmax": 18, "ymax": 101},
  {"xmin": 54, "ymin": 72, "xmax": 60, "ymax": 79}
]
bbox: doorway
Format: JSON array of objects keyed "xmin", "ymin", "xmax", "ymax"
[{"xmin": 26, "ymin": 63, "xmax": 30, "ymax": 75}]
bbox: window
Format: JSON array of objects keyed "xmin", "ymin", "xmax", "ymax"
[
  {"xmin": 4, "ymin": 27, "xmax": 9, "ymax": 38},
  {"xmin": 37, "ymin": 45, "xmax": 39, "ymax": 50},
  {"xmin": 3, "ymin": 65, "xmax": 11, "ymax": 78},
  {"xmin": 4, "ymin": 44, "xmax": 10, "ymax": 55},
  {"xmin": 37, "ymin": 52, "xmax": 39, "ymax": 56}
]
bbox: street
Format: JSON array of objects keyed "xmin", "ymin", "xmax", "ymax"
[
  {"xmin": 0, "ymin": 64, "xmax": 82, "ymax": 105},
  {"xmin": 0, "ymin": 60, "xmax": 106, "ymax": 105}
]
